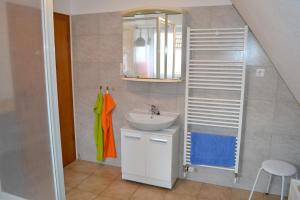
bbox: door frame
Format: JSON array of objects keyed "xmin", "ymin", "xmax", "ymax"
[{"xmin": 41, "ymin": 0, "xmax": 66, "ymax": 199}]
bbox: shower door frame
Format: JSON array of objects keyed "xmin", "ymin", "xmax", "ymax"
[{"xmin": 41, "ymin": 0, "xmax": 66, "ymax": 199}]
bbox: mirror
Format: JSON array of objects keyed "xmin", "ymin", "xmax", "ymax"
[{"xmin": 122, "ymin": 9, "xmax": 183, "ymax": 81}]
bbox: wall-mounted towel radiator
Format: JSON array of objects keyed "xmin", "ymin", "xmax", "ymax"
[{"xmin": 184, "ymin": 26, "xmax": 248, "ymax": 181}]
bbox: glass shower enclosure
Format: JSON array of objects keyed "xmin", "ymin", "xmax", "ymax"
[{"xmin": 0, "ymin": 0, "xmax": 63, "ymax": 199}]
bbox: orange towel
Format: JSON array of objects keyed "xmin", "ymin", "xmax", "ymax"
[{"xmin": 101, "ymin": 93, "xmax": 117, "ymax": 158}]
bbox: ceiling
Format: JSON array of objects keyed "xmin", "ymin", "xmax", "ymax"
[{"xmin": 53, "ymin": 0, "xmax": 231, "ymax": 15}]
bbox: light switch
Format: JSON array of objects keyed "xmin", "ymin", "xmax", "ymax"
[{"xmin": 256, "ymin": 68, "xmax": 265, "ymax": 77}]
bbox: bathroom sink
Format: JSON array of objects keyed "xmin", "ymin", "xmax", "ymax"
[{"xmin": 125, "ymin": 110, "xmax": 179, "ymax": 131}]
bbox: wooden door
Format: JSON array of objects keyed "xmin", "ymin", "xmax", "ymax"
[{"xmin": 54, "ymin": 13, "xmax": 76, "ymax": 166}]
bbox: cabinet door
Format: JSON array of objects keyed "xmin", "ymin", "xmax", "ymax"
[
  {"xmin": 121, "ymin": 131, "xmax": 146, "ymax": 177},
  {"xmin": 146, "ymin": 134, "xmax": 172, "ymax": 181}
]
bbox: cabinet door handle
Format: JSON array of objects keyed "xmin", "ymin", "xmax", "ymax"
[
  {"xmin": 125, "ymin": 135, "xmax": 141, "ymax": 139},
  {"xmin": 150, "ymin": 138, "xmax": 168, "ymax": 143}
]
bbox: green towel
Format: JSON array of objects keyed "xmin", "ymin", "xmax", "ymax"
[{"xmin": 93, "ymin": 92, "xmax": 104, "ymax": 161}]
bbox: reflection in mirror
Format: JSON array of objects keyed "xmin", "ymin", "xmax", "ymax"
[{"xmin": 122, "ymin": 9, "xmax": 182, "ymax": 81}]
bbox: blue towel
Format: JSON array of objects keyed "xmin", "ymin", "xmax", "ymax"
[{"xmin": 190, "ymin": 132, "xmax": 236, "ymax": 168}]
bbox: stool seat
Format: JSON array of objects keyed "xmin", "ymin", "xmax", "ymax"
[
  {"xmin": 262, "ymin": 160, "xmax": 297, "ymax": 177},
  {"xmin": 249, "ymin": 160, "xmax": 298, "ymax": 200}
]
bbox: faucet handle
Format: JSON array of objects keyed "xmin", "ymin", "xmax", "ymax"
[
  {"xmin": 151, "ymin": 105, "xmax": 159, "ymax": 112},
  {"xmin": 148, "ymin": 104, "xmax": 157, "ymax": 109},
  {"xmin": 148, "ymin": 104, "xmax": 160, "ymax": 115}
]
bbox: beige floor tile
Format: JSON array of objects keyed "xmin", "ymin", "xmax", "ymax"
[
  {"xmin": 197, "ymin": 183, "xmax": 234, "ymax": 200},
  {"xmin": 64, "ymin": 168, "xmax": 90, "ymax": 189},
  {"xmin": 66, "ymin": 188, "xmax": 97, "ymax": 200},
  {"xmin": 93, "ymin": 195, "xmax": 121, "ymax": 200},
  {"xmin": 239, "ymin": 189, "xmax": 283, "ymax": 200},
  {"xmin": 114, "ymin": 173, "xmax": 122, "ymax": 181},
  {"xmin": 170, "ymin": 179, "xmax": 203, "ymax": 197},
  {"xmin": 264, "ymin": 194, "xmax": 283, "ymax": 200},
  {"xmin": 165, "ymin": 192, "xmax": 197, "ymax": 200},
  {"xmin": 131, "ymin": 185, "xmax": 167, "ymax": 200},
  {"xmin": 67, "ymin": 160, "xmax": 103, "ymax": 174},
  {"xmin": 93, "ymin": 165, "xmax": 121, "ymax": 181},
  {"xmin": 231, "ymin": 188, "xmax": 243, "ymax": 200},
  {"xmin": 76, "ymin": 175, "xmax": 114, "ymax": 194},
  {"xmin": 63, "ymin": 161, "xmax": 284, "ymax": 200},
  {"xmin": 100, "ymin": 180, "xmax": 140, "ymax": 200},
  {"xmin": 240, "ymin": 189, "xmax": 262, "ymax": 200}
]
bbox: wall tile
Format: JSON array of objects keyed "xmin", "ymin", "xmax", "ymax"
[
  {"xmin": 244, "ymin": 99, "xmax": 275, "ymax": 140},
  {"xmin": 210, "ymin": 6, "xmax": 245, "ymax": 28},
  {"xmin": 185, "ymin": 7, "xmax": 212, "ymax": 28},
  {"xmin": 187, "ymin": 167, "xmax": 235, "ymax": 188},
  {"xmin": 247, "ymin": 33, "xmax": 274, "ymax": 67},
  {"xmin": 270, "ymin": 134, "xmax": 300, "ymax": 169},
  {"xmin": 124, "ymin": 81, "xmax": 151, "ymax": 93},
  {"xmin": 72, "ymin": 14, "xmax": 99, "ymax": 36},
  {"xmin": 272, "ymin": 100, "xmax": 300, "ymax": 136},
  {"xmin": 98, "ymin": 34, "xmax": 122, "ymax": 63},
  {"xmin": 149, "ymin": 83, "xmax": 179, "ymax": 95},
  {"xmin": 241, "ymin": 138, "xmax": 271, "ymax": 164},
  {"xmin": 71, "ymin": 5, "xmax": 300, "ymax": 196},
  {"xmin": 148, "ymin": 93, "xmax": 178, "ymax": 111},
  {"xmin": 98, "ymin": 12, "xmax": 122, "ymax": 35},
  {"xmin": 74, "ymin": 88, "xmax": 98, "ymax": 112},
  {"xmin": 245, "ymin": 66, "xmax": 278, "ymax": 101},
  {"xmin": 74, "ymin": 62, "xmax": 103, "ymax": 90},
  {"xmin": 275, "ymin": 76, "xmax": 298, "ymax": 103},
  {"xmin": 73, "ymin": 35, "xmax": 101, "ymax": 63}
]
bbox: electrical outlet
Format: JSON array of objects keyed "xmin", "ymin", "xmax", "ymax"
[{"xmin": 256, "ymin": 68, "xmax": 265, "ymax": 77}]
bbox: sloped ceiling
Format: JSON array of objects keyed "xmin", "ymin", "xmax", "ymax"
[{"xmin": 232, "ymin": 0, "xmax": 300, "ymax": 103}]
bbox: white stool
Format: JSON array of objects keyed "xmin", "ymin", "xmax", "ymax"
[{"xmin": 249, "ymin": 160, "xmax": 298, "ymax": 200}]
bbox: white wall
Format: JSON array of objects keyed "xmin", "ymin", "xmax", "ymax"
[
  {"xmin": 69, "ymin": 0, "xmax": 231, "ymax": 15},
  {"xmin": 0, "ymin": 1, "xmax": 57, "ymax": 198},
  {"xmin": 0, "ymin": 1, "xmax": 14, "ymax": 114},
  {"xmin": 53, "ymin": 0, "xmax": 71, "ymax": 14},
  {"xmin": 232, "ymin": 0, "xmax": 300, "ymax": 104},
  {"xmin": 0, "ymin": 0, "xmax": 42, "ymax": 112}
]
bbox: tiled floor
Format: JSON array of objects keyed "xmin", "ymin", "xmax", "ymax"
[{"xmin": 64, "ymin": 160, "xmax": 282, "ymax": 200}]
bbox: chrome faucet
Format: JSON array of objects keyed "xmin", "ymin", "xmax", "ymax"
[{"xmin": 150, "ymin": 104, "xmax": 160, "ymax": 115}]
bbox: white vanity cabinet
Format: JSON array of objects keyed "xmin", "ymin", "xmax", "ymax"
[{"xmin": 121, "ymin": 126, "xmax": 179, "ymax": 189}]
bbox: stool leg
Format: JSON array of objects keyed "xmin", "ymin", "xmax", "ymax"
[
  {"xmin": 249, "ymin": 168, "xmax": 263, "ymax": 200},
  {"xmin": 266, "ymin": 174, "xmax": 272, "ymax": 195},
  {"xmin": 280, "ymin": 176, "xmax": 285, "ymax": 200}
]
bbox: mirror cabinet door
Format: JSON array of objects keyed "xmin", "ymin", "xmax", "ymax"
[{"xmin": 122, "ymin": 11, "xmax": 182, "ymax": 81}]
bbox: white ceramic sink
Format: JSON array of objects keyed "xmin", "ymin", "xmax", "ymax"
[{"xmin": 125, "ymin": 110, "xmax": 179, "ymax": 131}]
